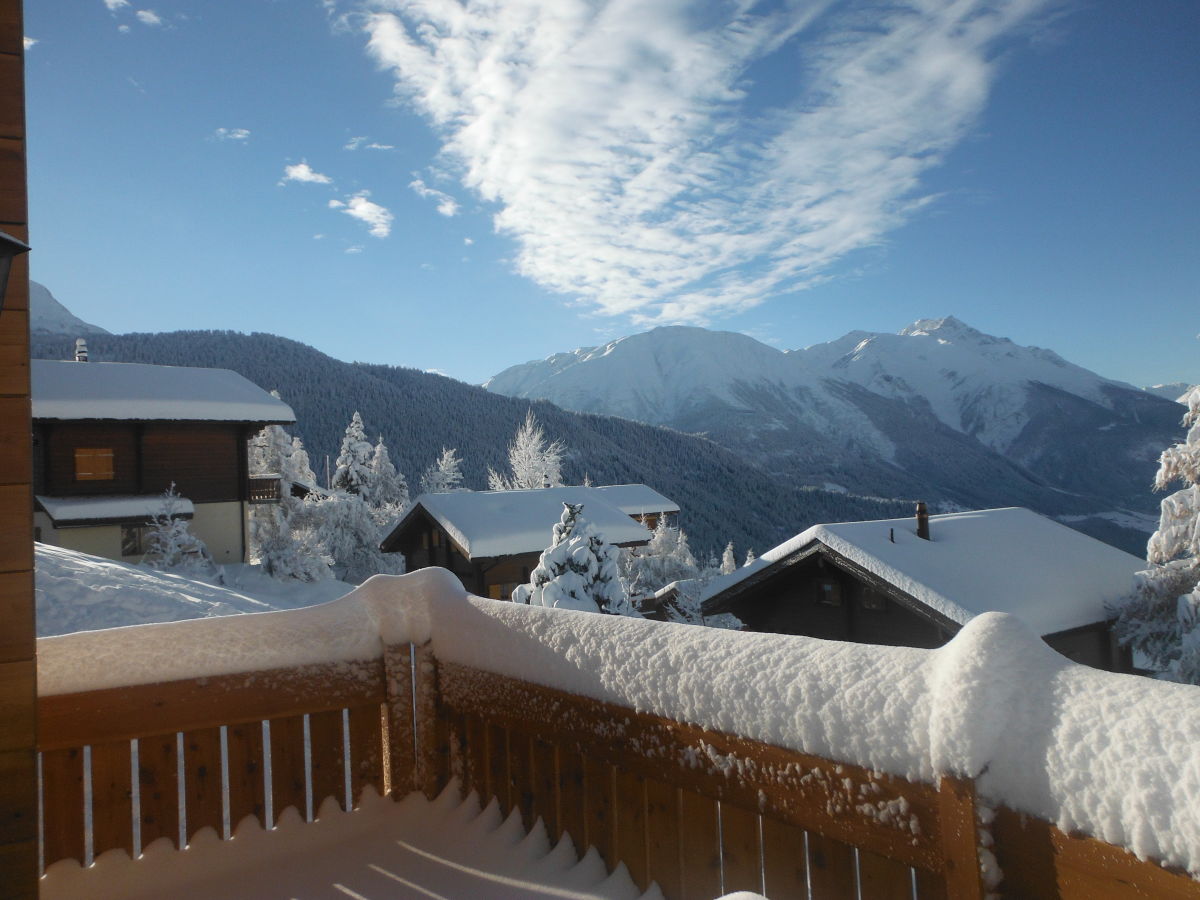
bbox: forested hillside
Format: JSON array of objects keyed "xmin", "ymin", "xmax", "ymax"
[{"xmin": 31, "ymin": 331, "xmax": 914, "ymax": 555}]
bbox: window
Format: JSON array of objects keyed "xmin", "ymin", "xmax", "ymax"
[
  {"xmin": 816, "ymin": 579, "xmax": 842, "ymax": 606},
  {"xmin": 121, "ymin": 524, "xmax": 147, "ymax": 557},
  {"xmin": 75, "ymin": 447, "xmax": 115, "ymax": 481},
  {"xmin": 860, "ymin": 591, "xmax": 887, "ymax": 612},
  {"xmin": 488, "ymin": 582, "xmax": 522, "ymax": 601}
]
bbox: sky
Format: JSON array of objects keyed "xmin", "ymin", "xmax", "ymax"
[{"xmin": 22, "ymin": 0, "xmax": 1200, "ymax": 388}]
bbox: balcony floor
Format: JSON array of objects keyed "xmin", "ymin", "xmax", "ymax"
[{"xmin": 41, "ymin": 786, "xmax": 662, "ymax": 900}]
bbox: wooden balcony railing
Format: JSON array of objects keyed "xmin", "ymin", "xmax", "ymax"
[
  {"xmin": 34, "ymin": 571, "xmax": 1200, "ymax": 899},
  {"xmin": 246, "ymin": 475, "xmax": 282, "ymax": 504}
]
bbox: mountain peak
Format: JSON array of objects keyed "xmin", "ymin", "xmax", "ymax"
[
  {"xmin": 30, "ymin": 282, "xmax": 110, "ymax": 336},
  {"xmin": 898, "ymin": 316, "xmax": 996, "ymax": 342}
]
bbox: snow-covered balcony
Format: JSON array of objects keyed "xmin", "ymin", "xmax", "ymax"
[{"xmin": 34, "ymin": 569, "xmax": 1200, "ymax": 899}]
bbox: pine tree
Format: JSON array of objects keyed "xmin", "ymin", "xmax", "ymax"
[
  {"xmin": 332, "ymin": 411, "xmax": 373, "ymax": 495},
  {"xmin": 142, "ymin": 483, "xmax": 223, "ymax": 582},
  {"xmin": 301, "ymin": 491, "xmax": 405, "ymax": 585},
  {"xmin": 247, "ymin": 423, "xmax": 329, "ymax": 582},
  {"xmin": 744, "ymin": 548, "xmax": 757, "ymax": 567},
  {"xmin": 513, "ymin": 503, "xmax": 639, "ymax": 616},
  {"xmin": 488, "ymin": 410, "xmax": 565, "ymax": 490},
  {"xmin": 721, "ymin": 541, "xmax": 736, "ymax": 575},
  {"xmin": 368, "ymin": 436, "xmax": 409, "ymax": 512},
  {"xmin": 620, "ymin": 518, "xmax": 701, "ymax": 597},
  {"xmin": 1113, "ymin": 387, "xmax": 1200, "ymax": 683},
  {"xmin": 419, "ymin": 447, "xmax": 465, "ymax": 495}
]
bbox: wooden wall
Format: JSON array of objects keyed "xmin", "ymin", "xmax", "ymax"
[{"xmin": 0, "ymin": 0, "xmax": 38, "ymax": 893}]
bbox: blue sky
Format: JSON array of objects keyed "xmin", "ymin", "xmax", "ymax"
[{"xmin": 23, "ymin": 0, "xmax": 1199, "ymax": 388}]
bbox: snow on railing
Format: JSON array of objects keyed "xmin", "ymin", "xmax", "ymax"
[{"xmin": 35, "ymin": 568, "xmax": 1200, "ymax": 897}]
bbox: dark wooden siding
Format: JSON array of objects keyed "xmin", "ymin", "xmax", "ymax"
[
  {"xmin": 42, "ymin": 423, "xmax": 140, "ymax": 495},
  {"xmin": 140, "ymin": 424, "xmax": 240, "ymax": 502}
]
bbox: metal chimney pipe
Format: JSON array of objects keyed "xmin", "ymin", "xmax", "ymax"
[{"xmin": 916, "ymin": 501, "xmax": 930, "ymax": 540}]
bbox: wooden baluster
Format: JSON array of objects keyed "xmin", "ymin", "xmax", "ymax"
[
  {"xmin": 508, "ymin": 729, "xmax": 534, "ymax": 831},
  {"xmin": 269, "ymin": 715, "xmax": 308, "ymax": 824},
  {"xmin": 348, "ymin": 703, "xmax": 386, "ymax": 806},
  {"xmin": 182, "ymin": 727, "xmax": 223, "ymax": 843},
  {"xmin": 584, "ymin": 756, "xmax": 617, "ymax": 870},
  {"xmin": 308, "ymin": 709, "xmax": 345, "ymax": 815},
  {"xmin": 89, "ymin": 741, "xmax": 134, "ymax": 859},
  {"xmin": 678, "ymin": 789, "xmax": 722, "ymax": 899},
  {"xmin": 615, "ymin": 768, "xmax": 649, "ymax": 891},
  {"xmin": 806, "ymin": 833, "xmax": 856, "ymax": 899},
  {"xmin": 938, "ymin": 776, "xmax": 984, "ymax": 900},
  {"xmin": 531, "ymin": 737, "xmax": 559, "ymax": 840},
  {"xmin": 226, "ymin": 721, "xmax": 265, "ymax": 832},
  {"xmin": 40, "ymin": 747, "xmax": 86, "ymax": 866},
  {"xmin": 557, "ymin": 746, "xmax": 587, "ymax": 852},
  {"xmin": 914, "ymin": 865, "xmax": 950, "ymax": 899},
  {"xmin": 463, "ymin": 715, "xmax": 489, "ymax": 804},
  {"xmin": 383, "ymin": 642, "xmax": 415, "ymax": 800},
  {"xmin": 721, "ymin": 803, "xmax": 763, "ymax": 894},
  {"xmin": 858, "ymin": 848, "xmax": 918, "ymax": 899},
  {"xmin": 488, "ymin": 723, "xmax": 509, "ymax": 816},
  {"xmin": 645, "ymin": 779, "xmax": 683, "ymax": 900},
  {"xmin": 761, "ymin": 817, "xmax": 807, "ymax": 899},
  {"xmin": 137, "ymin": 734, "xmax": 179, "ymax": 850},
  {"xmin": 413, "ymin": 642, "xmax": 448, "ymax": 799}
]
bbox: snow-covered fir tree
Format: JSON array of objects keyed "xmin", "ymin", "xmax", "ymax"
[
  {"xmin": 419, "ymin": 447, "xmax": 465, "ymax": 495},
  {"xmin": 301, "ymin": 491, "xmax": 405, "ymax": 584},
  {"xmin": 1113, "ymin": 387, "xmax": 1200, "ymax": 683},
  {"xmin": 247, "ymin": 422, "xmax": 329, "ymax": 582},
  {"xmin": 142, "ymin": 483, "xmax": 223, "ymax": 582},
  {"xmin": 620, "ymin": 518, "xmax": 701, "ymax": 598},
  {"xmin": 513, "ymin": 503, "xmax": 639, "ymax": 616},
  {"xmin": 744, "ymin": 548, "xmax": 756, "ymax": 567},
  {"xmin": 332, "ymin": 411, "xmax": 373, "ymax": 496},
  {"xmin": 488, "ymin": 410, "xmax": 565, "ymax": 491},
  {"xmin": 658, "ymin": 581, "xmax": 743, "ymax": 631},
  {"xmin": 368, "ymin": 435, "xmax": 409, "ymax": 514},
  {"xmin": 720, "ymin": 542, "xmax": 737, "ymax": 575}
]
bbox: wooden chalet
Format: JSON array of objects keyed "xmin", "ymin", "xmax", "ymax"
[
  {"xmin": 666, "ymin": 505, "xmax": 1141, "ymax": 672},
  {"xmin": 380, "ymin": 485, "xmax": 674, "ymax": 599},
  {"xmin": 30, "ymin": 357, "xmax": 295, "ymax": 565}
]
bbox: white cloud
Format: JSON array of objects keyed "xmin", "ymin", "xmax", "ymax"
[
  {"xmin": 135, "ymin": 9, "xmax": 162, "ymax": 26},
  {"xmin": 345, "ymin": 245, "xmax": 364, "ymax": 254},
  {"xmin": 23, "ymin": 36, "xmax": 36, "ymax": 50},
  {"xmin": 408, "ymin": 177, "xmax": 459, "ymax": 217},
  {"xmin": 463, "ymin": 237, "xmax": 473, "ymax": 246},
  {"xmin": 279, "ymin": 161, "xmax": 333, "ymax": 185},
  {"xmin": 213, "ymin": 127, "xmax": 250, "ymax": 142},
  {"xmin": 336, "ymin": 190, "xmax": 394, "ymax": 238},
  {"xmin": 103, "ymin": 0, "xmax": 130, "ymax": 9},
  {"xmin": 345, "ymin": 136, "xmax": 396, "ymax": 151},
  {"xmin": 118, "ymin": 24, "xmax": 130, "ymax": 33},
  {"xmin": 364, "ymin": 0, "xmax": 1051, "ymax": 323}
]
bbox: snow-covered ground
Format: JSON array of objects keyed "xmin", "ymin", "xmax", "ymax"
[
  {"xmin": 40, "ymin": 786, "xmax": 668, "ymax": 900},
  {"xmin": 35, "ymin": 543, "xmax": 352, "ymax": 636}
]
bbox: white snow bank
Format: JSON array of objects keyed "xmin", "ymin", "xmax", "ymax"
[
  {"xmin": 40, "ymin": 786, "xmax": 656, "ymax": 900},
  {"xmin": 37, "ymin": 572, "xmax": 1200, "ymax": 874}
]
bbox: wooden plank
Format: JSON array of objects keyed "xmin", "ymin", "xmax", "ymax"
[
  {"xmin": 914, "ymin": 866, "xmax": 949, "ymax": 899},
  {"xmin": 445, "ymin": 709, "xmax": 467, "ymax": 795},
  {"xmin": 0, "ymin": 309, "xmax": 30, "ymax": 397},
  {"xmin": 226, "ymin": 721, "xmax": 265, "ymax": 832},
  {"xmin": 721, "ymin": 802, "xmax": 763, "ymax": 895},
  {"xmin": 937, "ymin": 776, "xmax": 983, "ymax": 900},
  {"xmin": 615, "ymin": 768, "xmax": 648, "ymax": 891},
  {"xmin": 39, "ymin": 659, "xmax": 384, "ymax": 751},
  {"xmin": 761, "ymin": 816, "xmax": 807, "ymax": 899},
  {"xmin": 39, "ymin": 747, "xmax": 85, "ymax": 866},
  {"xmin": 992, "ymin": 806, "xmax": 1200, "ymax": 900},
  {"xmin": 531, "ymin": 737, "xmax": 559, "ymax": 839},
  {"xmin": 0, "ymin": 397, "xmax": 30, "ymax": 492},
  {"xmin": 308, "ymin": 708, "xmax": 345, "ymax": 815},
  {"xmin": 558, "ymin": 746, "xmax": 587, "ymax": 852},
  {"xmin": 488, "ymin": 722, "xmax": 510, "ymax": 816},
  {"xmin": 89, "ymin": 741, "xmax": 133, "ymax": 858},
  {"xmin": 584, "ymin": 756, "xmax": 616, "ymax": 870},
  {"xmin": 181, "ymin": 727, "xmax": 223, "ymax": 842},
  {"xmin": 0, "ymin": 136, "xmax": 27, "ymax": 225},
  {"xmin": 413, "ymin": 642, "xmax": 447, "ymax": 799},
  {"xmin": 508, "ymin": 729, "xmax": 534, "ymax": 831},
  {"xmin": 0, "ymin": 839, "xmax": 38, "ymax": 900},
  {"xmin": 0, "ymin": 747, "xmax": 35, "ymax": 846},
  {"xmin": 678, "ymin": 789, "xmax": 721, "ymax": 900},
  {"xmin": 0, "ymin": 571, "xmax": 35, "ymax": 662},
  {"xmin": 463, "ymin": 714, "xmax": 489, "ymax": 804},
  {"xmin": 438, "ymin": 661, "xmax": 941, "ymax": 870},
  {"xmin": 645, "ymin": 779, "xmax": 683, "ymax": 900},
  {"xmin": 348, "ymin": 703, "xmax": 385, "ymax": 805},
  {"xmin": 858, "ymin": 848, "xmax": 916, "ymax": 900},
  {"xmin": 137, "ymin": 734, "xmax": 179, "ymax": 851},
  {"xmin": 383, "ymin": 643, "xmax": 415, "ymax": 799},
  {"xmin": 806, "ymin": 833, "xmax": 856, "ymax": 900},
  {"xmin": 0, "ymin": 485, "xmax": 31, "ymax": 575},
  {"xmin": 269, "ymin": 715, "xmax": 307, "ymax": 824}
]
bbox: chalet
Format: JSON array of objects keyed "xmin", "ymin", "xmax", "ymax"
[
  {"xmin": 659, "ymin": 506, "xmax": 1142, "ymax": 672},
  {"xmin": 380, "ymin": 484, "xmax": 675, "ymax": 599},
  {"xmin": 31, "ymin": 356, "xmax": 295, "ymax": 565}
]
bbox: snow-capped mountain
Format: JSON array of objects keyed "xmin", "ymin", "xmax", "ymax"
[
  {"xmin": 1143, "ymin": 382, "xmax": 1195, "ymax": 404},
  {"xmin": 486, "ymin": 318, "xmax": 1184, "ymax": 551},
  {"xmin": 29, "ymin": 281, "xmax": 109, "ymax": 336}
]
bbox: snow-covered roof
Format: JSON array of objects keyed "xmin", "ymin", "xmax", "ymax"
[
  {"xmin": 36, "ymin": 494, "xmax": 194, "ymax": 526},
  {"xmin": 31, "ymin": 359, "xmax": 295, "ymax": 423},
  {"xmin": 385, "ymin": 487, "xmax": 655, "ymax": 559},
  {"xmin": 590, "ymin": 483, "xmax": 679, "ymax": 516},
  {"xmin": 702, "ymin": 507, "xmax": 1146, "ymax": 636}
]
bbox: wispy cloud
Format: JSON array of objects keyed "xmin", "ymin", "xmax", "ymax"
[
  {"xmin": 463, "ymin": 237, "xmax": 473, "ymax": 246},
  {"xmin": 408, "ymin": 177, "xmax": 459, "ymax": 217},
  {"xmin": 363, "ymin": 0, "xmax": 1051, "ymax": 323},
  {"xmin": 103, "ymin": 0, "xmax": 129, "ymax": 9},
  {"xmin": 213, "ymin": 127, "xmax": 250, "ymax": 142},
  {"xmin": 345, "ymin": 135, "xmax": 395, "ymax": 151},
  {"xmin": 279, "ymin": 161, "xmax": 333, "ymax": 185},
  {"xmin": 330, "ymin": 191, "xmax": 393, "ymax": 238},
  {"xmin": 135, "ymin": 9, "xmax": 162, "ymax": 26},
  {"xmin": 23, "ymin": 36, "xmax": 37, "ymax": 50}
]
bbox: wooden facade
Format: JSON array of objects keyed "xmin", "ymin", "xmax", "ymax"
[
  {"xmin": 0, "ymin": 0, "xmax": 37, "ymax": 892},
  {"xmin": 709, "ymin": 542, "xmax": 1131, "ymax": 672}
]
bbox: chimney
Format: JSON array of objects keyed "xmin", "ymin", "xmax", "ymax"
[
  {"xmin": 916, "ymin": 501, "xmax": 930, "ymax": 540},
  {"xmin": 73, "ymin": 338, "xmax": 88, "ymax": 362}
]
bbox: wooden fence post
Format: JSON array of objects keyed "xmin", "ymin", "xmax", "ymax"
[
  {"xmin": 383, "ymin": 642, "xmax": 415, "ymax": 799},
  {"xmin": 412, "ymin": 642, "xmax": 450, "ymax": 800},
  {"xmin": 938, "ymin": 775, "xmax": 985, "ymax": 899}
]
